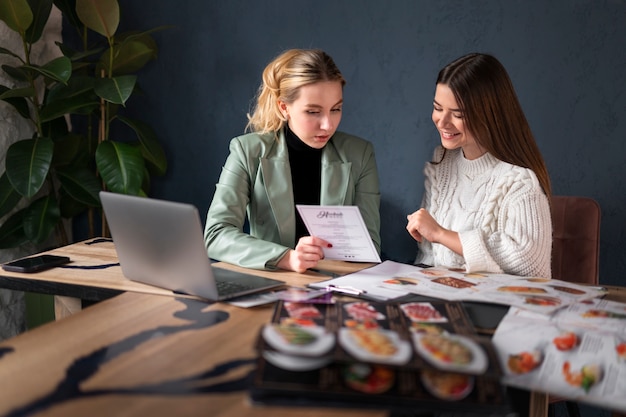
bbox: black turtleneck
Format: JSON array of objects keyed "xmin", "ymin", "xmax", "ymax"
[{"xmin": 285, "ymin": 126, "xmax": 322, "ymax": 240}]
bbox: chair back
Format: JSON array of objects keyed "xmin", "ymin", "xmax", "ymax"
[{"xmin": 550, "ymin": 196, "xmax": 601, "ymax": 285}]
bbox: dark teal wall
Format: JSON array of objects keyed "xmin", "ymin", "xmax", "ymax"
[{"xmin": 116, "ymin": 0, "xmax": 626, "ymax": 286}]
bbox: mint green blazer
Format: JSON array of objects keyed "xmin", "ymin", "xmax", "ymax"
[{"xmin": 204, "ymin": 129, "xmax": 381, "ymax": 269}]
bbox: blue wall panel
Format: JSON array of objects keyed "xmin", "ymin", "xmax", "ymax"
[{"xmin": 113, "ymin": 0, "xmax": 626, "ymax": 286}]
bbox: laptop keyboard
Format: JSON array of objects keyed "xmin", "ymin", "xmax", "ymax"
[{"xmin": 216, "ymin": 279, "xmax": 255, "ymax": 295}]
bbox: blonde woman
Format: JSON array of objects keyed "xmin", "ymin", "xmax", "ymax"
[{"xmin": 205, "ymin": 49, "xmax": 381, "ymax": 273}]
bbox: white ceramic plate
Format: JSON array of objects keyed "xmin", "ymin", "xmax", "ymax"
[
  {"xmin": 262, "ymin": 351, "xmax": 332, "ymax": 372},
  {"xmin": 339, "ymin": 328, "xmax": 412, "ymax": 365},
  {"xmin": 262, "ymin": 324, "xmax": 335, "ymax": 356},
  {"xmin": 420, "ymin": 370, "xmax": 475, "ymax": 401},
  {"xmin": 413, "ymin": 333, "xmax": 488, "ymax": 374}
]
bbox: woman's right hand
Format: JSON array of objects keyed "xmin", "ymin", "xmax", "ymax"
[{"xmin": 277, "ymin": 236, "xmax": 333, "ymax": 273}]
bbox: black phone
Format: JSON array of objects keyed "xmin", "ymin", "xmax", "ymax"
[{"xmin": 2, "ymin": 254, "xmax": 71, "ymax": 273}]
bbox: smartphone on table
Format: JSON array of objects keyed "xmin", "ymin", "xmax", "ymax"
[{"xmin": 2, "ymin": 254, "xmax": 71, "ymax": 273}]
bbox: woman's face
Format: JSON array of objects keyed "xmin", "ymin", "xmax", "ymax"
[
  {"xmin": 279, "ymin": 80, "xmax": 343, "ymax": 149},
  {"xmin": 431, "ymin": 83, "xmax": 484, "ymax": 160}
]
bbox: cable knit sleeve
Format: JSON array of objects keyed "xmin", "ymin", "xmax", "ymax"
[{"xmin": 459, "ymin": 167, "xmax": 552, "ymax": 278}]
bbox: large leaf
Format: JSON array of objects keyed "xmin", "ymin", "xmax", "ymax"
[
  {"xmin": 0, "ymin": 0, "xmax": 33, "ymax": 34},
  {"xmin": 95, "ymin": 140, "xmax": 144, "ymax": 195},
  {"xmin": 52, "ymin": 0, "xmax": 80, "ymax": 31},
  {"xmin": 0, "ymin": 46, "xmax": 22, "ymax": 60},
  {"xmin": 40, "ymin": 93, "xmax": 99, "ymax": 122},
  {"xmin": 50, "ymin": 132, "xmax": 81, "ymax": 165},
  {"xmin": 46, "ymin": 74, "xmax": 95, "ymax": 102},
  {"xmin": 22, "ymin": 56, "xmax": 72, "ymax": 84},
  {"xmin": 22, "ymin": 195, "xmax": 60, "ymax": 243},
  {"xmin": 0, "ymin": 85, "xmax": 31, "ymax": 118},
  {"xmin": 102, "ymin": 38, "xmax": 156, "ymax": 75},
  {"xmin": 42, "ymin": 115, "xmax": 69, "ymax": 142},
  {"xmin": 75, "ymin": 0, "xmax": 119, "ymax": 39},
  {"xmin": 118, "ymin": 116, "xmax": 167, "ymax": 176},
  {"xmin": 0, "ymin": 173, "xmax": 23, "ymax": 219},
  {"xmin": 56, "ymin": 166, "xmax": 101, "ymax": 206},
  {"xmin": 0, "ymin": 85, "xmax": 35, "ymax": 99},
  {"xmin": 94, "ymin": 75, "xmax": 136, "ymax": 105},
  {"xmin": 1, "ymin": 64, "xmax": 31, "ymax": 82},
  {"xmin": 0, "ymin": 210, "xmax": 28, "ymax": 249},
  {"xmin": 5, "ymin": 138, "xmax": 54, "ymax": 197},
  {"xmin": 24, "ymin": 0, "xmax": 53, "ymax": 44}
]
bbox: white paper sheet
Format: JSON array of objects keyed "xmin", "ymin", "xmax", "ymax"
[{"xmin": 296, "ymin": 205, "xmax": 381, "ymax": 263}]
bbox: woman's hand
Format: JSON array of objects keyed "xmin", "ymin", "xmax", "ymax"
[
  {"xmin": 277, "ymin": 236, "xmax": 333, "ymax": 273},
  {"xmin": 406, "ymin": 209, "xmax": 463, "ymax": 256},
  {"xmin": 406, "ymin": 208, "xmax": 443, "ymax": 243}
]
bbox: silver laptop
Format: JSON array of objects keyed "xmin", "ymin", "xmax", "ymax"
[{"xmin": 99, "ymin": 191, "xmax": 284, "ymax": 301}]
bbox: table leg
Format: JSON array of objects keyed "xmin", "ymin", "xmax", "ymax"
[
  {"xmin": 54, "ymin": 295, "xmax": 82, "ymax": 319},
  {"xmin": 529, "ymin": 391, "xmax": 549, "ymax": 417}
]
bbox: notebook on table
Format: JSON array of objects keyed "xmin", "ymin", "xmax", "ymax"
[{"xmin": 99, "ymin": 191, "xmax": 285, "ymax": 301}]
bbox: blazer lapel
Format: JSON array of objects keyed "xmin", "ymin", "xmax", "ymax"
[
  {"xmin": 321, "ymin": 146, "xmax": 351, "ymax": 205},
  {"xmin": 259, "ymin": 136, "xmax": 296, "ymax": 247}
]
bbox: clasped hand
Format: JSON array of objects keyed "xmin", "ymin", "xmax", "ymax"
[{"xmin": 406, "ymin": 208, "xmax": 444, "ymax": 243}]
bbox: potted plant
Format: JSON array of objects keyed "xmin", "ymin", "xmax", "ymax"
[{"xmin": 0, "ymin": 0, "xmax": 168, "ymax": 250}]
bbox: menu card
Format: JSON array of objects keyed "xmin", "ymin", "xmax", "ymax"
[
  {"xmin": 492, "ymin": 298, "xmax": 626, "ymax": 413},
  {"xmin": 250, "ymin": 300, "xmax": 511, "ymax": 414},
  {"xmin": 309, "ymin": 260, "xmax": 606, "ymax": 314}
]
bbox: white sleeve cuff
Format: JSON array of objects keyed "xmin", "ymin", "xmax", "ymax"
[{"xmin": 459, "ymin": 229, "xmax": 503, "ymax": 273}]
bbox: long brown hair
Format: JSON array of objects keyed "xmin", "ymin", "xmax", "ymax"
[
  {"xmin": 436, "ymin": 53, "xmax": 551, "ymax": 196},
  {"xmin": 246, "ymin": 49, "xmax": 346, "ymax": 134}
]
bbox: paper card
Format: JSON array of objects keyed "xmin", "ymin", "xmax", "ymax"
[{"xmin": 296, "ymin": 205, "xmax": 381, "ymax": 263}]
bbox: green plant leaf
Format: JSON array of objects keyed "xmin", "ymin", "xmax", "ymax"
[
  {"xmin": 102, "ymin": 38, "xmax": 156, "ymax": 75},
  {"xmin": 1, "ymin": 64, "xmax": 31, "ymax": 82},
  {"xmin": 0, "ymin": 85, "xmax": 35, "ymax": 99},
  {"xmin": 50, "ymin": 132, "xmax": 81, "ymax": 165},
  {"xmin": 46, "ymin": 74, "xmax": 95, "ymax": 101},
  {"xmin": 40, "ymin": 93, "xmax": 99, "ymax": 122},
  {"xmin": 42, "ymin": 115, "xmax": 69, "ymax": 142},
  {"xmin": 23, "ymin": 195, "xmax": 60, "ymax": 243},
  {"xmin": 95, "ymin": 140, "xmax": 144, "ymax": 195},
  {"xmin": 53, "ymin": 0, "xmax": 80, "ymax": 30},
  {"xmin": 0, "ymin": 210, "xmax": 28, "ymax": 249},
  {"xmin": 0, "ymin": 173, "xmax": 23, "ymax": 219},
  {"xmin": 0, "ymin": 46, "xmax": 22, "ymax": 60},
  {"xmin": 58, "ymin": 188, "xmax": 89, "ymax": 218},
  {"xmin": 24, "ymin": 0, "xmax": 53, "ymax": 44},
  {"xmin": 75, "ymin": 0, "xmax": 119, "ymax": 39},
  {"xmin": 94, "ymin": 74, "xmax": 136, "ymax": 105},
  {"xmin": 56, "ymin": 166, "xmax": 101, "ymax": 206},
  {"xmin": 6, "ymin": 138, "xmax": 54, "ymax": 198},
  {"xmin": 23, "ymin": 56, "xmax": 72, "ymax": 84},
  {"xmin": 0, "ymin": 0, "xmax": 33, "ymax": 34},
  {"xmin": 118, "ymin": 116, "xmax": 167, "ymax": 176},
  {"xmin": 0, "ymin": 85, "xmax": 31, "ymax": 118}
]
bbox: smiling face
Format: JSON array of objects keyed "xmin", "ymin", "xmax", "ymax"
[
  {"xmin": 279, "ymin": 80, "xmax": 343, "ymax": 149},
  {"xmin": 432, "ymin": 83, "xmax": 484, "ymax": 160}
]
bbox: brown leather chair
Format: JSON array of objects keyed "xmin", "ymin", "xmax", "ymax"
[
  {"xmin": 548, "ymin": 195, "xmax": 601, "ymax": 417},
  {"xmin": 550, "ymin": 196, "xmax": 601, "ymax": 286}
]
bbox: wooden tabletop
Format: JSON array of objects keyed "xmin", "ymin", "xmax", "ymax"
[
  {"xmin": 0, "ymin": 291, "xmax": 386, "ymax": 417},
  {"xmin": 0, "ymin": 238, "xmax": 374, "ymax": 302},
  {"xmin": 1, "ymin": 239, "xmax": 624, "ymax": 417}
]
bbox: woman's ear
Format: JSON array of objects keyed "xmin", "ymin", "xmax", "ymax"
[{"xmin": 278, "ymin": 100, "xmax": 289, "ymax": 119}]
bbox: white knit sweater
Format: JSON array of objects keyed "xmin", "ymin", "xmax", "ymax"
[{"xmin": 414, "ymin": 147, "xmax": 552, "ymax": 278}]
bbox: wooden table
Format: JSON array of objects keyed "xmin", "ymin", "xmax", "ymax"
[
  {"xmin": 1, "ymin": 239, "xmax": 625, "ymax": 417},
  {"xmin": 0, "ymin": 291, "xmax": 389, "ymax": 417},
  {"xmin": 0, "ymin": 238, "xmax": 367, "ymax": 318}
]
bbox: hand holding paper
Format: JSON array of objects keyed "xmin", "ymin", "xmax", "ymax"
[{"xmin": 296, "ymin": 205, "xmax": 381, "ymax": 263}]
